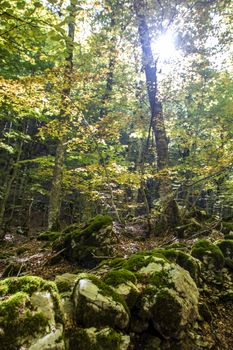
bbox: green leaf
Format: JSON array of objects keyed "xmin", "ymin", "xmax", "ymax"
[{"xmin": 16, "ymin": 1, "xmax": 26, "ymax": 9}]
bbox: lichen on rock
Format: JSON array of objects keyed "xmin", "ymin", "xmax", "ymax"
[{"xmin": 73, "ymin": 274, "xmax": 129, "ymax": 329}]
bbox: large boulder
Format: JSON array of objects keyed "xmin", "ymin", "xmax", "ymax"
[
  {"xmin": 0, "ymin": 276, "xmax": 65, "ymax": 350},
  {"xmin": 54, "ymin": 215, "xmax": 114, "ymax": 268},
  {"xmin": 73, "ymin": 274, "xmax": 129, "ymax": 329},
  {"xmin": 122, "ymin": 254, "xmax": 199, "ymax": 339}
]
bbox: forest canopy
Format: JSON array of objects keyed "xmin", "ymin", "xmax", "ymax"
[{"xmin": 0, "ymin": 0, "xmax": 232, "ymax": 236}]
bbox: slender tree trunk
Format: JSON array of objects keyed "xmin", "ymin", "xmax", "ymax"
[
  {"xmin": 0, "ymin": 142, "xmax": 23, "ymax": 239},
  {"xmin": 48, "ymin": 138, "xmax": 66, "ymax": 230},
  {"xmin": 134, "ymin": 0, "xmax": 171, "ymax": 203},
  {"xmin": 48, "ymin": 1, "xmax": 76, "ymax": 230}
]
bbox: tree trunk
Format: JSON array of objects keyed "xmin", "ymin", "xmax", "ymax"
[
  {"xmin": 0, "ymin": 142, "xmax": 23, "ymax": 239},
  {"xmin": 48, "ymin": 0, "xmax": 76, "ymax": 230},
  {"xmin": 134, "ymin": 0, "xmax": 171, "ymax": 202}
]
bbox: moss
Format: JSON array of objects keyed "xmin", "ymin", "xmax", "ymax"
[
  {"xmin": 0, "ymin": 276, "xmax": 57, "ymax": 297},
  {"xmin": 0, "ymin": 291, "xmax": 29, "ymax": 321},
  {"xmin": 0, "ymin": 276, "xmax": 64, "ymax": 324},
  {"xmin": 37, "ymin": 231, "xmax": 61, "ymax": 242},
  {"xmin": 62, "ymin": 222, "xmax": 81, "ymax": 234},
  {"xmin": 163, "ymin": 242, "xmax": 188, "ymax": 250},
  {"xmin": 148, "ymin": 270, "xmax": 171, "ymax": 288},
  {"xmin": 96, "ymin": 328, "xmax": 126, "ymax": 349},
  {"xmin": 161, "ymin": 249, "xmax": 200, "ymax": 282},
  {"xmin": 141, "ymin": 285, "xmax": 158, "ymax": 301},
  {"xmin": 68, "ymin": 328, "xmax": 91, "ymax": 350},
  {"xmin": 55, "ymin": 273, "xmax": 79, "ymax": 294},
  {"xmin": 74, "ymin": 214, "xmax": 113, "ymax": 238},
  {"xmin": 152, "ymin": 288, "xmax": 183, "ymax": 338},
  {"xmin": 191, "ymin": 239, "xmax": 225, "ymax": 270},
  {"xmin": 104, "ymin": 271, "xmax": 140, "ymax": 310},
  {"xmin": 149, "ymin": 248, "xmax": 170, "ymax": 262},
  {"xmin": 97, "ymin": 258, "xmax": 124, "ymax": 272},
  {"xmin": 52, "ymin": 231, "xmax": 73, "ymax": 253},
  {"xmin": 53, "ymin": 215, "xmax": 113, "ymax": 268},
  {"xmin": 122, "ymin": 253, "xmax": 154, "ymax": 272},
  {"xmin": 103, "ymin": 257, "xmax": 125, "ymax": 268},
  {"xmin": 104, "ymin": 269, "xmax": 137, "ymax": 287},
  {"xmin": 70, "ymin": 213, "xmax": 112, "ymax": 235},
  {"xmin": 69, "ymin": 327, "xmax": 128, "ymax": 350},
  {"xmin": 0, "ymin": 291, "xmax": 49, "ymax": 349}
]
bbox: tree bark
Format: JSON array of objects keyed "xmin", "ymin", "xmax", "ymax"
[
  {"xmin": 134, "ymin": 0, "xmax": 171, "ymax": 202},
  {"xmin": 0, "ymin": 142, "xmax": 22, "ymax": 239},
  {"xmin": 48, "ymin": 0, "xmax": 76, "ymax": 230}
]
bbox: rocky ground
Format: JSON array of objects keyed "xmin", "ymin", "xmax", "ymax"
[{"xmin": 0, "ymin": 215, "xmax": 232, "ymax": 349}]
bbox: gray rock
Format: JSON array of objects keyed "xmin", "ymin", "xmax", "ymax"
[
  {"xmin": 73, "ymin": 276, "xmax": 129, "ymax": 329},
  {"xmin": 137, "ymin": 258, "xmax": 199, "ymax": 339}
]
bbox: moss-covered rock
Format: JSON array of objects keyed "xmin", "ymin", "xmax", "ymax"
[
  {"xmin": 68, "ymin": 327, "xmax": 130, "ymax": 350},
  {"xmin": 77, "ymin": 214, "xmax": 112, "ymax": 236},
  {"xmin": 191, "ymin": 239, "xmax": 225, "ymax": 270},
  {"xmin": 54, "ymin": 215, "xmax": 114, "ymax": 268},
  {"xmin": 160, "ymin": 249, "xmax": 201, "ymax": 283},
  {"xmin": 215, "ymin": 239, "xmax": 233, "ymax": 270},
  {"xmin": 55, "ymin": 273, "xmax": 79, "ymax": 294},
  {"xmin": 122, "ymin": 252, "xmax": 166, "ymax": 272},
  {"xmin": 136, "ymin": 257, "xmax": 199, "ymax": 339},
  {"xmin": 103, "ymin": 269, "xmax": 140, "ymax": 308},
  {"xmin": 152, "ymin": 288, "xmax": 187, "ymax": 338},
  {"xmin": 73, "ymin": 274, "xmax": 129, "ymax": 329},
  {"xmin": 0, "ymin": 276, "xmax": 65, "ymax": 350},
  {"xmin": 104, "ymin": 269, "xmax": 137, "ymax": 286},
  {"xmin": 37, "ymin": 231, "xmax": 61, "ymax": 242}
]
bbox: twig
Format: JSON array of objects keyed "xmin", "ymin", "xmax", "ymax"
[
  {"xmin": 91, "ymin": 253, "xmax": 114, "ymax": 259},
  {"xmin": 42, "ymin": 248, "xmax": 66, "ymax": 266}
]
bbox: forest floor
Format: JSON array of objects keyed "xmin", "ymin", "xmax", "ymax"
[{"xmin": 0, "ymin": 222, "xmax": 232, "ymax": 350}]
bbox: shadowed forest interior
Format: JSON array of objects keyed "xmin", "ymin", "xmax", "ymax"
[{"xmin": 0, "ymin": 1, "xmax": 233, "ymax": 349}]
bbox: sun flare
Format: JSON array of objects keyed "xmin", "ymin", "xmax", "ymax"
[{"xmin": 153, "ymin": 32, "xmax": 177, "ymax": 61}]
